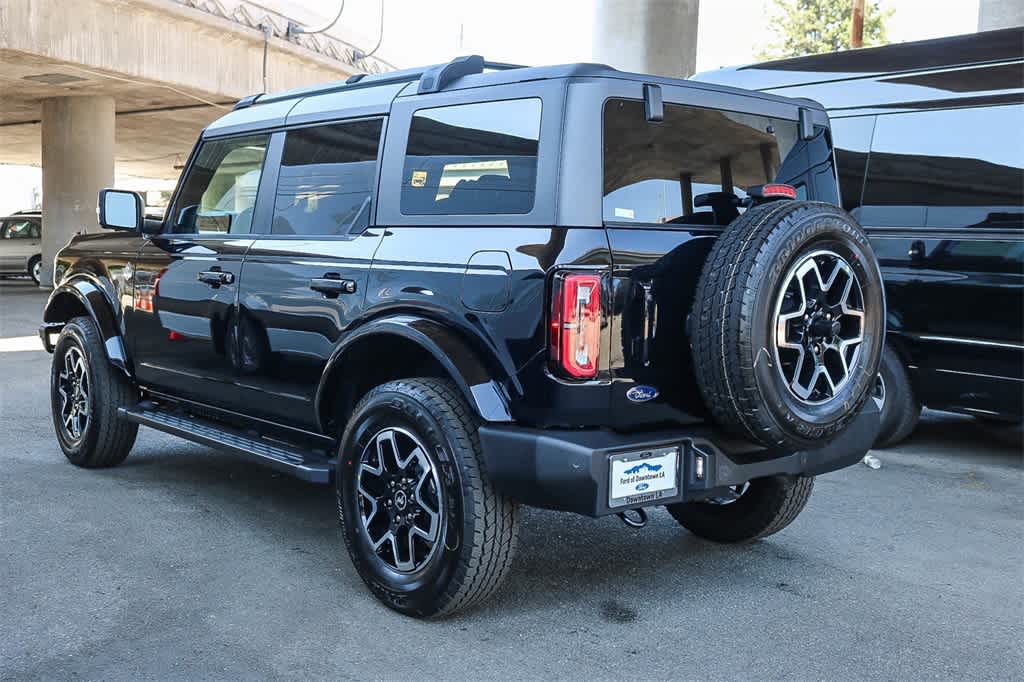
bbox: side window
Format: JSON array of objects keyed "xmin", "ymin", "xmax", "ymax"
[
  {"xmin": 602, "ymin": 99, "xmax": 806, "ymax": 226},
  {"xmin": 1, "ymin": 220, "xmax": 38, "ymax": 239},
  {"xmin": 172, "ymin": 134, "xmax": 269, "ymax": 234},
  {"xmin": 861, "ymin": 104, "xmax": 1024, "ymax": 229},
  {"xmin": 826, "ymin": 117, "xmax": 875, "ymax": 216},
  {"xmin": 272, "ymin": 119, "xmax": 383, "ymax": 236},
  {"xmin": 401, "ymin": 98, "xmax": 541, "ymax": 215}
]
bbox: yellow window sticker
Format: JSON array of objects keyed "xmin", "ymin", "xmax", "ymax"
[{"xmin": 411, "ymin": 170, "xmax": 428, "ymax": 188}]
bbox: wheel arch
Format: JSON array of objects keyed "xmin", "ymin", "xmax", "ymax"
[
  {"xmin": 314, "ymin": 315, "xmax": 514, "ymax": 434},
  {"xmin": 43, "ymin": 277, "xmax": 131, "ymax": 377}
]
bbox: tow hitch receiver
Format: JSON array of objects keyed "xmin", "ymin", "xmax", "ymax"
[{"xmin": 617, "ymin": 508, "xmax": 648, "ymax": 529}]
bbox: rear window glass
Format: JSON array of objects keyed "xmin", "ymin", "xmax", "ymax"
[
  {"xmin": 401, "ymin": 98, "xmax": 541, "ymax": 215},
  {"xmin": 603, "ymin": 99, "xmax": 813, "ymax": 226}
]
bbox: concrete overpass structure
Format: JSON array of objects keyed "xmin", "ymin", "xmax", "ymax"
[{"xmin": 1, "ymin": 0, "xmax": 395, "ymax": 284}]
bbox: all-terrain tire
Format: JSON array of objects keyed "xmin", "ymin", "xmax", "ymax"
[
  {"xmin": 690, "ymin": 201, "xmax": 885, "ymax": 450},
  {"xmin": 336, "ymin": 378, "xmax": 518, "ymax": 618},
  {"xmin": 50, "ymin": 316, "xmax": 138, "ymax": 467},
  {"xmin": 873, "ymin": 344, "xmax": 920, "ymax": 448},
  {"xmin": 666, "ymin": 475, "xmax": 814, "ymax": 543}
]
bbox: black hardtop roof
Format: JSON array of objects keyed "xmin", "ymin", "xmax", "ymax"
[
  {"xmin": 236, "ymin": 54, "xmax": 826, "ymax": 111},
  {"xmin": 693, "ymin": 27, "xmax": 1024, "ymax": 91},
  {"xmin": 203, "ymin": 54, "xmax": 823, "ymax": 139}
]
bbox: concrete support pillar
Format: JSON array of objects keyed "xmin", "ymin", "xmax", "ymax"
[
  {"xmin": 592, "ymin": 0, "xmax": 700, "ymax": 79},
  {"xmin": 41, "ymin": 96, "xmax": 115, "ymax": 287},
  {"xmin": 978, "ymin": 0, "xmax": 1024, "ymax": 30}
]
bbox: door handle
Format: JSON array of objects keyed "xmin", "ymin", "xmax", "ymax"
[
  {"xmin": 310, "ymin": 276, "xmax": 357, "ymax": 297},
  {"xmin": 197, "ymin": 270, "xmax": 234, "ymax": 287}
]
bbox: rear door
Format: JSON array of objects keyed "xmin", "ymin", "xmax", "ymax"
[
  {"xmin": 128, "ymin": 133, "xmax": 269, "ymax": 410},
  {"xmin": 856, "ymin": 104, "xmax": 1024, "ymax": 416},
  {"xmin": 234, "ymin": 119, "xmax": 385, "ymax": 429}
]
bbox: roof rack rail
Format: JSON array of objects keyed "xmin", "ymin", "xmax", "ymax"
[
  {"xmin": 233, "ymin": 93, "xmax": 263, "ymax": 111},
  {"xmin": 235, "ymin": 56, "xmax": 527, "ymax": 109},
  {"xmin": 417, "ymin": 55, "xmax": 525, "ymax": 94}
]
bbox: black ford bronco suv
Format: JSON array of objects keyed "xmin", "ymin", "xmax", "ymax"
[{"xmin": 41, "ymin": 56, "xmax": 885, "ymax": 618}]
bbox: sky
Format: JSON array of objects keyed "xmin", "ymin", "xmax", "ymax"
[
  {"xmin": 0, "ymin": 0, "xmax": 987, "ymax": 214},
  {"xmin": 283, "ymin": 0, "xmax": 983, "ymax": 72}
]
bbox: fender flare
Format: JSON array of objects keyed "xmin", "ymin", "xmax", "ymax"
[
  {"xmin": 314, "ymin": 314, "xmax": 514, "ymax": 430},
  {"xmin": 43, "ymin": 277, "xmax": 131, "ymax": 377}
]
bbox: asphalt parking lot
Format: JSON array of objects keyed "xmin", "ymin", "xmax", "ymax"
[{"xmin": 1, "ymin": 278, "xmax": 1022, "ymax": 680}]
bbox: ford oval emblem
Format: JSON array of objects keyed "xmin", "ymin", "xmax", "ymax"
[{"xmin": 626, "ymin": 385, "xmax": 659, "ymax": 403}]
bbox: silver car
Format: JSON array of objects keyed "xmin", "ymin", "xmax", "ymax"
[{"xmin": 0, "ymin": 212, "xmax": 42, "ymax": 284}]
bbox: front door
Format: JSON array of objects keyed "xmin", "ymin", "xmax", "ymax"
[
  {"xmin": 128, "ymin": 133, "xmax": 270, "ymax": 411},
  {"xmin": 235, "ymin": 119, "xmax": 385, "ymax": 429}
]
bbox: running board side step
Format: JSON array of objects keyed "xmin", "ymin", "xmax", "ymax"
[{"xmin": 118, "ymin": 405, "xmax": 333, "ymax": 483}]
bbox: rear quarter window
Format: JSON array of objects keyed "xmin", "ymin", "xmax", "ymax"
[{"xmin": 401, "ymin": 98, "xmax": 541, "ymax": 215}]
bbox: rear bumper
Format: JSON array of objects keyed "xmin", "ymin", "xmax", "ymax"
[{"xmin": 479, "ymin": 403, "xmax": 879, "ymax": 517}]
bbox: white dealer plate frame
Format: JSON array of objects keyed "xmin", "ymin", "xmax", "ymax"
[{"xmin": 608, "ymin": 446, "xmax": 680, "ymax": 508}]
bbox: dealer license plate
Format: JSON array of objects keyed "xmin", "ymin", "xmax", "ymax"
[{"xmin": 608, "ymin": 447, "xmax": 680, "ymax": 508}]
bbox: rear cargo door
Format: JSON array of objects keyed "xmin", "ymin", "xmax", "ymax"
[{"xmin": 599, "ymin": 92, "xmax": 836, "ymax": 427}]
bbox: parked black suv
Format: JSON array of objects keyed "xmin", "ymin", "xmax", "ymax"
[
  {"xmin": 694, "ymin": 27, "xmax": 1024, "ymax": 446},
  {"xmin": 41, "ymin": 56, "xmax": 884, "ymax": 617}
]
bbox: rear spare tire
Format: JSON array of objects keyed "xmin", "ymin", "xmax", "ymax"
[
  {"xmin": 691, "ymin": 201, "xmax": 884, "ymax": 450},
  {"xmin": 667, "ymin": 475, "xmax": 814, "ymax": 543}
]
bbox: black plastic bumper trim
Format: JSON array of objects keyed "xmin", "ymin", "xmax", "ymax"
[{"xmin": 479, "ymin": 404, "xmax": 880, "ymax": 517}]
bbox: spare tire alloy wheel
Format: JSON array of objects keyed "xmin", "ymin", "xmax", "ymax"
[
  {"xmin": 691, "ymin": 201, "xmax": 885, "ymax": 450},
  {"xmin": 356, "ymin": 427, "xmax": 444, "ymax": 574},
  {"xmin": 773, "ymin": 250, "xmax": 865, "ymax": 405}
]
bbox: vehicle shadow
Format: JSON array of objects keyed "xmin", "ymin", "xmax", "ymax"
[{"xmin": 113, "ymin": 438, "xmax": 788, "ymax": 621}]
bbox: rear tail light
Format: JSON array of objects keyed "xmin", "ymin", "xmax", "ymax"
[
  {"xmin": 762, "ymin": 183, "xmax": 797, "ymax": 199},
  {"xmin": 746, "ymin": 183, "xmax": 798, "ymax": 202},
  {"xmin": 550, "ymin": 272, "xmax": 602, "ymax": 379}
]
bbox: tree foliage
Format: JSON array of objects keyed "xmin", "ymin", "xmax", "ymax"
[{"xmin": 757, "ymin": 0, "xmax": 892, "ymax": 60}]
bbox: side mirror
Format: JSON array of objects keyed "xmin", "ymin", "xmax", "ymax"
[{"xmin": 98, "ymin": 189, "xmax": 144, "ymax": 231}]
